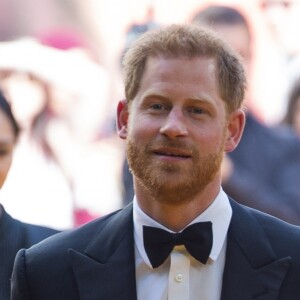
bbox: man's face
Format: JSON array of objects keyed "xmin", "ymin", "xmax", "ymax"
[{"xmin": 118, "ymin": 56, "xmax": 240, "ymax": 204}]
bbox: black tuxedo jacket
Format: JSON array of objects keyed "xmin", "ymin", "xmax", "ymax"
[
  {"xmin": 0, "ymin": 205, "xmax": 59, "ymax": 300},
  {"xmin": 11, "ymin": 199, "xmax": 300, "ymax": 300}
]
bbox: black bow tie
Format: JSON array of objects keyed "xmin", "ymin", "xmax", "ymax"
[{"xmin": 143, "ymin": 222, "xmax": 213, "ymax": 268}]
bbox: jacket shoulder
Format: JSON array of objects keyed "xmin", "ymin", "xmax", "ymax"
[
  {"xmin": 230, "ymin": 198, "xmax": 300, "ymax": 251},
  {"xmin": 25, "ymin": 207, "xmax": 126, "ymax": 259}
]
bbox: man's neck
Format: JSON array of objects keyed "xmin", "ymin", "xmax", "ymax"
[{"xmin": 135, "ymin": 181, "xmax": 221, "ymax": 231}]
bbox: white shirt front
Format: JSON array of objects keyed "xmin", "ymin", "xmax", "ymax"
[{"xmin": 133, "ymin": 189, "xmax": 232, "ymax": 300}]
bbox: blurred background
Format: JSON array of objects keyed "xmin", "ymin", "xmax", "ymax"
[{"xmin": 1, "ymin": 0, "xmax": 300, "ymax": 229}]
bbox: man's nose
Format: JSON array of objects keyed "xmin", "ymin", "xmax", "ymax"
[{"xmin": 159, "ymin": 109, "xmax": 188, "ymax": 138}]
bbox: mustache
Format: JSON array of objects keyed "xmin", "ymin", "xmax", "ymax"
[{"xmin": 145, "ymin": 139, "xmax": 196, "ymax": 154}]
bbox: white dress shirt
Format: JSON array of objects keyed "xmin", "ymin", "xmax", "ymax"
[{"xmin": 133, "ymin": 189, "xmax": 232, "ymax": 300}]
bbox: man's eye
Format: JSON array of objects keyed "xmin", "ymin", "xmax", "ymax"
[
  {"xmin": 150, "ymin": 103, "xmax": 164, "ymax": 110},
  {"xmin": 190, "ymin": 107, "xmax": 205, "ymax": 114}
]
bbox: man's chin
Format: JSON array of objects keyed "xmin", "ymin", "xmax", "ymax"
[{"xmin": 144, "ymin": 179, "xmax": 197, "ymax": 202}]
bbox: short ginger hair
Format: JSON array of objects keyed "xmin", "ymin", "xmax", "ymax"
[{"xmin": 122, "ymin": 23, "xmax": 246, "ymax": 113}]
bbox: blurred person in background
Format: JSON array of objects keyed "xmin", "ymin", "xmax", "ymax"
[
  {"xmin": 191, "ymin": 4, "xmax": 300, "ymax": 225},
  {"xmin": 0, "ymin": 36, "xmax": 121, "ymax": 229},
  {"xmin": 0, "ymin": 89, "xmax": 59, "ymax": 300},
  {"xmin": 35, "ymin": 30, "xmax": 124, "ymax": 226},
  {"xmin": 0, "ymin": 67, "xmax": 74, "ymax": 229},
  {"xmin": 282, "ymin": 76, "xmax": 300, "ymax": 137}
]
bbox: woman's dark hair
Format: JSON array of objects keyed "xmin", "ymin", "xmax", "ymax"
[{"xmin": 0, "ymin": 89, "xmax": 20, "ymax": 139}]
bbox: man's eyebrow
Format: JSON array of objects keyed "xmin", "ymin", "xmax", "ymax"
[
  {"xmin": 143, "ymin": 93, "xmax": 170, "ymax": 101},
  {"xmin": 184, "ymin": 95, "xmax": 218, "ymax": 108}
]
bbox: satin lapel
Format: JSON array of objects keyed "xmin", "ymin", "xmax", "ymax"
[
  {"xmin": 221, "ymin": 200, "xmax": 291, "ymax": 300},
  {"xmin": 69, "ymin": 204, "xmax": 137, "ymax": 300}
]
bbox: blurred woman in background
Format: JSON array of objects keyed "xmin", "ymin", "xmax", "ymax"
[{"xmin": 0, "ymin": 90, "xmax": 59, "ymax": 300}]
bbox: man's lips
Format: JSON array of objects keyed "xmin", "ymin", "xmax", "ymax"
[{"xmin": 152, "ymin": 148, "xmax": 192, "ymax": 158}]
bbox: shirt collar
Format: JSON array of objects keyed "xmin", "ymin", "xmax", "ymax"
[{"xmin": 133, "ymin": 189, "xmax": 232, "ymax": 267}]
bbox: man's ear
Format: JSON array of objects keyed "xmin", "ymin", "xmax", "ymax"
[
  {"xmin": 117, "ymin": 99, "xmax": 129, "ymax": 139},
  {"xmin": 224, "ymin": 109, "xmax": 246, "ymax": 153}
]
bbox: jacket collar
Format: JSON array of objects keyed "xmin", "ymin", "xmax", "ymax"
[
  {"xmin": 221, "ymin": 199, "xmax": 291, "ymax": 300},
  {"xmin": 69, "ymin": 204, "xmax": 137, "ymax": 300}
]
